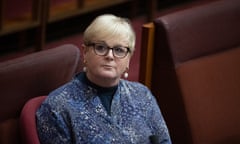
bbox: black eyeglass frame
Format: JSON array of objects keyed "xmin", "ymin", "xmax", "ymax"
[{"xmin": 87, "ymin": 42, "xmax": 131, "ymax": 58}]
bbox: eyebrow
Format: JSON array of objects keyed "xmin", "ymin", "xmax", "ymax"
[{"xmin": 94, "ymin": 41, "xmax": 129, "ymax": 48}]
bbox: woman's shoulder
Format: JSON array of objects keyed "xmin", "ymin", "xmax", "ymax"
[
  {"xmin": 119, "ymin": 80, "xmax": 155, "ymax": 106},
  {"xmin": 121, "ymin": 79, "xmax": 147, "ymax": 87},
  {"xmin": 44, "ymin": 76, "xmax": 86, "ymax": 106},
  {"xmin": 120, "ymin": 79, "xmax": 150, "ymax": 94}
]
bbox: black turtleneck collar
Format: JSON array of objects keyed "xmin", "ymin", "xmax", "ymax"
[{"xmin": 81, "ymin": 72, "xmax": 118, "ymax": 115}]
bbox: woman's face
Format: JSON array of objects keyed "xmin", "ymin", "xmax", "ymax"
[{"xmin": 83, "ymin": 36, "xmax": 132, "ymax": 87}]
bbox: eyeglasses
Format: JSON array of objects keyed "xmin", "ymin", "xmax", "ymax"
[{"xmin": 87, "ymin": 42, "xmax": 130, "ymax": 58}]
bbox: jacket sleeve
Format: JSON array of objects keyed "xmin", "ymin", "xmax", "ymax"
[
  {"xmin": 36, "ymin": 103, "xmax": 72, "ymax": 144},
  {"xmin": 146, "ymin": 90, "xmax": 172, "ymax": 144}
]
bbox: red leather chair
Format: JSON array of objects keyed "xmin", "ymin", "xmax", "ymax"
[
  {"xmin": 140, "ymin": 0, "xmax": 240, "ymax": 143},
  {"xmin": 20, "ymin": 96, "xmax": 47, "ymax": 144},
  {"xmin": 0, "ymin": 44, "xmax": 81, "ymax": 144}
]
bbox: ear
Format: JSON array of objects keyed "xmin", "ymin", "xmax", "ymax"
[
  {"xmin": 125, "ymin": 66, "xmax": 129, "ymax": 72},
  {"xmin": 82, "ymin": 44, "xmax": 89, "ymax": 62},
  {"xmin": 82, "ymin": 44, "xmax": 88, "ymax": 54},
  {"xmin": 126, "ymin": 55, "xmax": 131, "ymax": 67}
]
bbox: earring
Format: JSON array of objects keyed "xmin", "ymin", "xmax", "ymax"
[
  {"xmin": 83, "ymin": 66, "xmax": 87, "ymax": 72},
  {"xmin": 83, "ymin": 59, "xmax": 87, "ymax": 72},
  {"xmin": 124, "ymin": 72, "xmax": 128, "ymax": 79},
  {"xmin": 123, "ymin": 67, "xmax": 129, "ymax": 79}
]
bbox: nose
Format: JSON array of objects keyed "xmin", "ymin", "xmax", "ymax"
[{"xmin": 105, "ymin": 48, "xmax": 114, "ymax": 59}]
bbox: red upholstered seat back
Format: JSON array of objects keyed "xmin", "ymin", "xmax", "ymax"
[
  {"xmin": 151, "ymin": 0, "xmax": 240, "ymax": 143},
  {"xmin": 20, "ymin": 96, "xmax": 47, "ymax": 144},
  {"xmin": 0, "ymin": 44, "xmax": 81, "ymax": 144}
]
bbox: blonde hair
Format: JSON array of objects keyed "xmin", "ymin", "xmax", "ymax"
[{"xmin": 83, "ymin": 14, "xmax": 136, "ymax": 52}]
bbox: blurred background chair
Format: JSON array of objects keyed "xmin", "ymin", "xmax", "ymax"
[
  {"xmin": 140, "ymin": 0, "xmax": 240, "ymax": 143},
  {"xmin": 20, "ymin": 96, "xmax": 47, "ymax": 144},
  {"xmin": 0, "ymin": 44, "xmax": 81, "ymax": 144}
]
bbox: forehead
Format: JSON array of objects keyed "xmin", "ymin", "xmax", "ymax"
[{"xmin": 93, "ymin": 36, "xmax": 129, "ymax": 47}]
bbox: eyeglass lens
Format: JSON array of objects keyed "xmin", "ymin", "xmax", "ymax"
[{"xmin": 93, "ymin": 43, "xmax": 129, "ymax": 58}]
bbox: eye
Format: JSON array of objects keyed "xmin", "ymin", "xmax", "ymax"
[
  {"xmin": 114, "ymin": 46, "xmax": 127, "ymax": 53},
  {"xmin": 95, "ymin": 44, "xmax": 107, "ymax": 52}
]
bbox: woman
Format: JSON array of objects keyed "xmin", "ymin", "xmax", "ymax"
[{"xmin": 36, "ymin": 14, "xmax": 171, "ymax": 144}]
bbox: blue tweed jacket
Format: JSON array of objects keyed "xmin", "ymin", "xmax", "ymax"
[{"xmin": 36, "ymin": 72, "xmax": 171, "ymax": 144}]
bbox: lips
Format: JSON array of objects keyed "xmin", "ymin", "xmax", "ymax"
[
  {"xmin": 103, "ymin": 65, "xmax": 113, "ymax": 68},
  {"xmin": 102, "ymin": 65, "xmax": 114, "ymax": 69}
]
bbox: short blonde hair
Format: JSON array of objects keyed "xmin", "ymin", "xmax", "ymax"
[{"xmin": 83, "ymin": 14, "xmax": 136, "ymax": 53}]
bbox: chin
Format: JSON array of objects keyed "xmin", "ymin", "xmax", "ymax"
[{"xmin": 99, "ymin": 72, "xmax": 118, "ymax": 79}]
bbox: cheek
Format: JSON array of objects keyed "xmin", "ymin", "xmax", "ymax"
[
  {"xmin": 118, "ymin": 58, "xmax": 130, "ymax": 71},
  {"xmin": 85, "ymin": 53, "xmax": 99, "ymax": 66},
  {"xmin": 86, "ymin": 56, "xmax": 100, "ymax": 67}
]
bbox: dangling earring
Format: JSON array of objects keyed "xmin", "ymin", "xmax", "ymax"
[
  {"xmin": 83, "ymin": 59, "xmax": 87, "ymax": 72},
  {"xmin": 124, "ymin": 72, "xmax": 128, "ymax": 79},
  {"xmin": 83, "ymin": 66, "xmax": 87, "ymax": 72},
  {"xmin": 123, "ymin": 67, "xmax": 129, "ymax": 79}
]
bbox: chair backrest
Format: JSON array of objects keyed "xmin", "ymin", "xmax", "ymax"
[
  {"xmin": 142, "ymin": 0, "xmax": 240, "ymax": 143},
  {"xmin": 0, "ymin": 44, "xmax": 81, "ymax": 144},
  {"xmin": 20, "ymin": 96, "xmax": 47, "ymax": 144}
]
